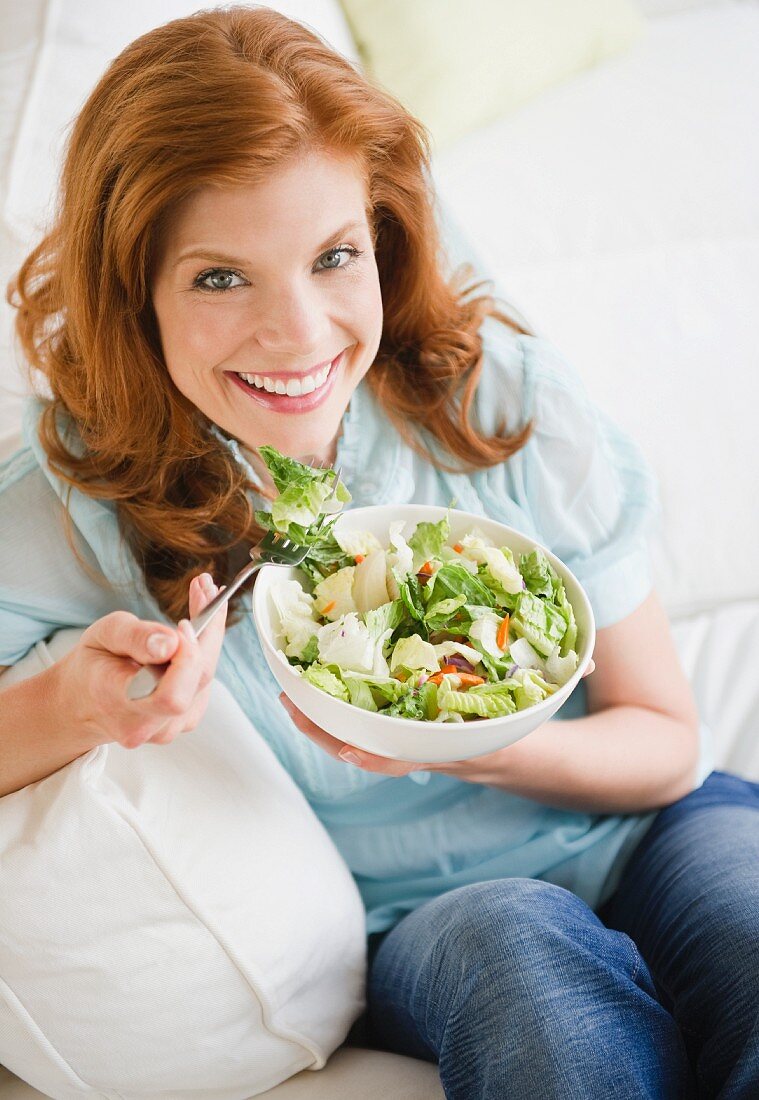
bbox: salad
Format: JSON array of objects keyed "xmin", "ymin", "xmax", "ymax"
[{"xmin": 254, "ymin": 447, "xmax": 580, "ymax": 723}]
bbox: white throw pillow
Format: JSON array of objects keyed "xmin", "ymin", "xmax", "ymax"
[{"xmin": 0, "ymin": 629, "xmax": 367, "ymax": 1099}]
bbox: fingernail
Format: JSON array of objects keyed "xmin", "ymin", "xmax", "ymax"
[
  {"xmin": 201, "ymin": 573, "xmax": 214, "ymax": 594},
  {"xmin": 147, "ymin": 633, "xmax": 172, "ymax": 659},
  {"xmin": 178, "ymin": 619, "xmax": 196, "ymax": 642},
  {"xmin": 339, "ymin": 749, "xmax": 361, "ymax": 766}
]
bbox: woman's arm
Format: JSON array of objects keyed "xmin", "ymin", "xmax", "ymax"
[
  {"xmin": 0, "ymin": 662, "xmax": 101, "ymax": 797},
  {"xmin": 280, "ymin": 590, "xmax": 702, "ymax": 815}
]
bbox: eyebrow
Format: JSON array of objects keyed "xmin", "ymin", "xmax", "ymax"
[{"xmin": 172, "ymin": 219, "xmax": 369, "ymax": 270}]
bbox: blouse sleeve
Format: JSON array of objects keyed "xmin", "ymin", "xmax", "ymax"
[
  {"xmin": 515, "ymin": 335, "xmax": 662, "ymax": 631},
  {"xmin": 0, "ymin": 448, "xmax": 121, "ymax": 665}
]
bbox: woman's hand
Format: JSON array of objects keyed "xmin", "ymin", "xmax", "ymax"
[
  {"xmin": 56, "ymin": 573, "xmax": 228, "ymax": 750},
  {"xmin": 279, "ymin": 658, "xmax": 596, "ymax": 778}
]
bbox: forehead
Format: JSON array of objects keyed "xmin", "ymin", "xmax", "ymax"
[{"xmin": 161, "ymin": 149, "xmax": 371, "ymax": 253}]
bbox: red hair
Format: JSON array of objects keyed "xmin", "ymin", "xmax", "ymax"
[{"xmin": 8, "ymin": 5, "xmax": 534, "ymax": 623}]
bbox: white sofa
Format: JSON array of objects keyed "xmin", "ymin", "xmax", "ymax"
[{"xmin": 1, "ymin": 1, "xmax": 757, "ymax": 1096}]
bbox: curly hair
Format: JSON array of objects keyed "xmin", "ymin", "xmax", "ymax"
[{"xmin": 8, "ymin": 5, "xmax": 534, "ymax": 625}]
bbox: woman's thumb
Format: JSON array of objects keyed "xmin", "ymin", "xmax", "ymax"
[
  {"xmin": 86, "ymin": 611, "xmax": 179, "ymax": 664},
  {"xmin": 145, "ymin": 630, "xmax": 178, "ymax": 661}
]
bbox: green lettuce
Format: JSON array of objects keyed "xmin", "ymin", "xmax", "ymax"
[
  {"xmin": 510, "ymin": 590, "xmax": 569, "ymax": 658},
  {"xmin": 554, "ymin": 584, "xmax": 578, "ymax": 656},
  {"xmin": 408, "ymin": 515, "xmax": 451, "ymax": 571},
  {"xmin": 253, "ymin": 446, "xmax": 353, "ymax": 584},
  {"xmin": 343, "ymin": 674, "xmax": 407, "ymax": 707},
  {"xmin": 396, "ymin": 571, "xmax": 427, "ymax": 623},
  {"xmin": 519, "ymin": 547, "xmax": 557, "ymax": 599},
  {"xmin": 512, "ymin": 669, "xmax": 559, "ymax": 710},
  {"xmin": 423, "ymin": 593, "xmax": 469, "ymax": 632},
  {"xmin": 390, "ymin": 634, "xmax": 440, "ymax": 674},
  {"xmin": 344, "ymin": 676, "xmax": 379, "ymax": 712},
  {"xmin": 257, "ymin": 447, "xmax": 351, "ymax": 531},
  {"xmin": 387, "ymin": 682, "xmax": 435, "ymax": 726},
  {"xmin": 438, "ymin": 677, "xmax": 518, "ymax": 718},
  {"xmin": 301, "ymin": 663, "xmax": 349, "ymax": 701},
  {"xmin": 424, "ymin": 562, "xmax": 496, "ymax": 611}
]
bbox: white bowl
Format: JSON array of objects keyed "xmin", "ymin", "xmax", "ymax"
[{"xmin": 252, "ymin": 504, "xmax": 595, "ymax": 764}]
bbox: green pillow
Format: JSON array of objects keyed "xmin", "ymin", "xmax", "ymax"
[{"xmin": 339, "ymin": 0, "xmax": 645, "ymax": 150}]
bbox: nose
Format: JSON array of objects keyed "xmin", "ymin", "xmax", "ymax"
[{"xmin": 252, "ymin": 282, "xmax": 332, "ymax": 360}]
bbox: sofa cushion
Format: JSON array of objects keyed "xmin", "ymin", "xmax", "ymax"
[
  {"xmin": 338, "ymin": 0, "xmax": 644, "ymax": 150},
  {"xmin": 0, "ymin": 629, "xmax": 367, "ymax": 1098},
  {"xmin": 0, "ymin": 1049, "xmax": 446, "ymax": 1100},
  {"xmin": 431, "ymin": 1, "xmax": 759, "ymax": 620},
  {"xmin": 670, "ymin": 599, "xmax": 759, "ymax": 784}
]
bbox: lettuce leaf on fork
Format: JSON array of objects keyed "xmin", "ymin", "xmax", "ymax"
[{"xmin": 253, "ymin": 446, "xmax": 353, "ymax": 585}]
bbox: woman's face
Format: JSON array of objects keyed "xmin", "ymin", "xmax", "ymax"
[{"xmin": 151, "ymin": 149, "xmax": 383, "ymax": 472}]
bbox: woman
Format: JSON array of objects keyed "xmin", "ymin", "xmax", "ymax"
[{"xmin": 1, "ymin": 7, "xmax": 757, "ymax": 1096}]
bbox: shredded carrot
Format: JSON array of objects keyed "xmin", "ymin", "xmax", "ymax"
[
  {"xmin": 428, "ymin": 666, "xmax": 485, "ymax": 689},
  {"xmin": 419, "ymin": 560, "xmax": 433, "ymax": 574},
  {"xmin": 322, "ymin": 600, "xmax": 336, "ymax": 614},
  {"xmin": 456, "ymin": 673, "xmax": 486, "ymax": 688},
  {"xmin": 453, "ymin": 543, "xmax": 463, "ymax": 553},
  {"xmin": 496, "ymin": 614, "xmax": 510, "ymax": 652},
  {"xmin": 354, "ymin": 554, "xmax": 365, "ymax": 564}
]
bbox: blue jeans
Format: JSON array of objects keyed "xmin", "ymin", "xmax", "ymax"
[{"xmin": 358, "ymin": 771, "xmax": 759, "ymax": 1098}]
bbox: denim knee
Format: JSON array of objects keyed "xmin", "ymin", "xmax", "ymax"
[
  {"xmin": 440, "ymin": 878, "xmax": 643, "ymax": 992},
  {"xmin": 367, "ymin": 876, "xmax": 691, "ymax": 1095},
  {"xmin": 372, "ymin": 876, "xmax": 645, "ymax": 1029}
]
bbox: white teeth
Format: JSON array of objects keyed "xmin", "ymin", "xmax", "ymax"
[{"xmin": 236, "ymin": 357, "xmax": 337, "ymax": 397}]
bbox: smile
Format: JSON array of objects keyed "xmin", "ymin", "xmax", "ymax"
[
  {"xmin": 224, "ymin": 349, "xmax": 346, "ymax": 413},
  {"xmin": 236, "ymin": 360, "xmax": 332, "ymax": 396}
]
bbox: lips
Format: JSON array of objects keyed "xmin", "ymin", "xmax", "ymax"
[{"xmin": 224, "ymin": 348, "xmax": 345, "ymax": 413}]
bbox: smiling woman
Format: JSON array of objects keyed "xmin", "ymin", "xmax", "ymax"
[
  {"xmin": 9, "ymin": 6, "xmax": 532, "ymax": 626},
  {"xmin": 2, "ymin": 5, "xmax": 758, "ymax": 1098}
]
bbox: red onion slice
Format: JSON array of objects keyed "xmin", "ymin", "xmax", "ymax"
[{"xmin": 445, "ymin": 654, "xmax": 477, "ymax": 675}]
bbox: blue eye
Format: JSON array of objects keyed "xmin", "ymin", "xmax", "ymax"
[
  {"xmin": 315, "ymin": 246, "xmax": 363, "ymax": 272},
  {"xmin": 194, "ymin": 268, "xmax": 246, "ymax": 292},
  {"xmin": 193, "ymin": 246, "xmax": 364, "ymax": 293}
]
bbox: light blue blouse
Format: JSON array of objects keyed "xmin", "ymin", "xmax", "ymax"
[{"xmin": 0, "ymin": 315, "xmax": 714, "ymax": 937}]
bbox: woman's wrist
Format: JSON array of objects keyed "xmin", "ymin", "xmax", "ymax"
[
  {"xmin": 45, "ymin": 654, "xmax": 101, "ymax": 750},
  {"xmin": 430, "ymin": 735, "xmax": 531, "ymax": 790},
  {"xmin": 433, "ymin": 706, "xmax": 699, "ymax": 814},
  {"xmin": 0, "ymin": 661, "xmax": 105, "ymax": 799}
]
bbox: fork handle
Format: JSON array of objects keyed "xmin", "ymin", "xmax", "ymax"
[
  {"xmin": 191, "ymin": 556, "xmax": 263, "ymax": 636},
  {"xmin": 126, "ymin": 557, "xmax": 265, "ymax": 701}
]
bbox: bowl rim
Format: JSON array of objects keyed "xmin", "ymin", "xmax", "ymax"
[{"xmin": 251, "ymin": 503, "xmax": 596, "ymax": 731}]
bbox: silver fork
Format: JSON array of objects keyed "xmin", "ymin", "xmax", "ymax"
[{"xmin": 127, "ymin": 463, "xmax": 342, "ymax": 700}]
